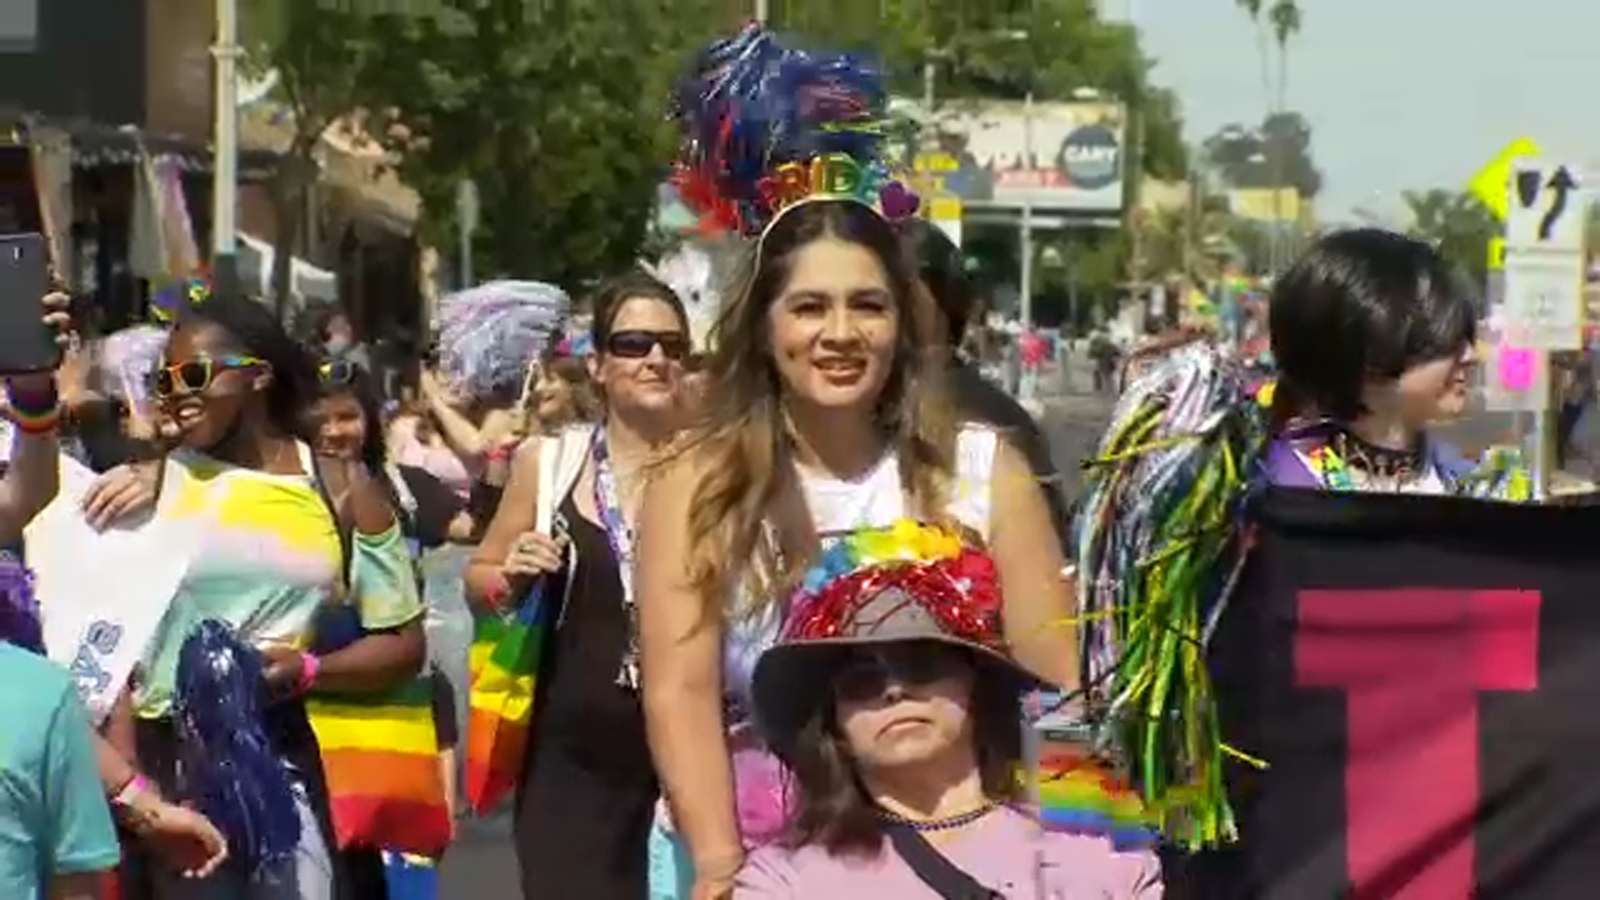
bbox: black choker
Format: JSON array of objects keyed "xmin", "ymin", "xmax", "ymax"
[
  {"xmin": 1330, "ymin": 429, "xmax": 1425, "ymax": 481},
  {"xmin": 877, "ymin": 802, "xmax": 998, "ymax": 832}
]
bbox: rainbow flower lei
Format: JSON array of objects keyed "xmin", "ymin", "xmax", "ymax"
[{"xmin": 784, "ymin": 521, "xmax": 1001, "ymax": 647}]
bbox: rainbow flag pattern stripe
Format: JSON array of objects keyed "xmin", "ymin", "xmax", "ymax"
[
  {"xmin": 306, "ymin": 675, "xmax": 452, "ymax": 858},
  {"xmin": 464, "ymin": 584, "xmax": 548, "ymax": 814},
  {"xmin": 1035, "ymin": 745, "xmax": 1161, "ymax": 850}
]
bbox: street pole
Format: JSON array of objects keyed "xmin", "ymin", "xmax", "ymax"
[
  {"xmin": 754, "ymin": 0, "xmax": 768, "ymax": 23},
  {"xmin": 455, "ymin": 179, "xmax": 479, "ymax": 290},
  {"xmin": 211, "ymin": 0, "xmax": 241, "ymax": 301},
  {"xmin": 1018, "ymin": 89, "xmax": 1036, "ymax": 407},
  {"xmin": 1019, "ymin": 90, "xmax": 1035, "ymax": 330},
  {"xmin": 923, "ymin": 57, "xmax": 935, "ymax": 116}
]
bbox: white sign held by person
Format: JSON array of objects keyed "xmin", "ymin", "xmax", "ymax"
[{"xmin": 25, "ymin": 455, "xmax": 196, "ymax": 724}]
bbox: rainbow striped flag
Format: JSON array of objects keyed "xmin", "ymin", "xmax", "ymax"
[
  {"xmin": 464, "ymin": 584, "xmax": 548, "ymax": 814},
  {"xmin": 306, "ymin": 676, "xmax": 453, "ymax": 858},
  {"xmin": 1034, "ymin": 742, "xmax": 1160, "ymax": 850}
]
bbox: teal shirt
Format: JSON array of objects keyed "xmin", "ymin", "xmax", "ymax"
[{"xmin": 0, "ymin": 644, "xmax": 121, "ymax": 897}]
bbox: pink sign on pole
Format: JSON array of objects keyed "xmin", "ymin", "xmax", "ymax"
[{"xmin": 1497, "ymin": 347, "xmax": 1536, "ymax": 392}]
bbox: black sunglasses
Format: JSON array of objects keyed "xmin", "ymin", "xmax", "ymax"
[
  {"xmin": 831, "ymin": 643, "xmax": 970, "ymax": 704},
  {"xmin": 605, "ymin": 329, "xmax": 690, "ymax": 361}
]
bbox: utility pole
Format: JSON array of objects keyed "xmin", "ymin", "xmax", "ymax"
[
  {"xmin": 1019, "ymin": 89, "xmax": 1035, "ymax": 335},
  {"xmin": 1126, "ymin": 105, "xmax": 1145, "ymax": 315},
  {"xmin": 211, "ymin": 0, "xmax": 240, "ymax": 301}
]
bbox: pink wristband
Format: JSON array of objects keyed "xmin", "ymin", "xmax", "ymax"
[
  {"xmin": 298, "ymin": 652, "xmax": 321, "ymax": 695},
  {"xmin": 113, "ymin": 774, "xmax": 152, "ymax": 807}
]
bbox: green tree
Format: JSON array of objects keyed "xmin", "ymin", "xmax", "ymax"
[
  {"xmin": 774, "ymin": 0, "xmax": 1187, "ymax": 180},
  {"xmin": 1402, "ymin": 188, "xmax": 1498, "ymax": 287},
  {"xmin": 355, "ymin": 1, "xmax": 725, "ymax": 289},
  {"xmin": 240, "ymin": 0, "xmax": 371, "ymax": 317}
]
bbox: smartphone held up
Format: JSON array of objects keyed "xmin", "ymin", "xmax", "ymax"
[{"xmin": 0, "ymin": 233, "xmax": 58, "ymax": 375}]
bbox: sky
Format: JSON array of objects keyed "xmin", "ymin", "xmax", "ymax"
[{"xmin": 1122, "ymin": 0, "xmax": 1600, "ymax": 224}]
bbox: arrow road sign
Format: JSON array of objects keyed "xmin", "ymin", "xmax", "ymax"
[
  {"xmin": 1538, "ymin": 167, "xmax": 1576, "ymax": 241},
  {"xmin": 1502, "ymin": 160, "xmax": 1587, "ymax": 351}
]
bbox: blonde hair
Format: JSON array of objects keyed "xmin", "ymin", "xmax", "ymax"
[
  {"xmin": 670, "ymin": 200, "xmax": 960, "ymax": 619},
  {"xmin": 532, "ymin": 355, "xmax": 600, "ymax": 429}
]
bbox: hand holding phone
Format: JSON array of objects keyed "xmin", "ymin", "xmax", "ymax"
[{"xmin": 0, "ymin": 234, "xmax": 68, "ymax": 376}]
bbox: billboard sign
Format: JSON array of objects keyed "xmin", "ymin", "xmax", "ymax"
[{"xmin": 890, "ymin": 98, "xmax": 1127, "ymax": 214}]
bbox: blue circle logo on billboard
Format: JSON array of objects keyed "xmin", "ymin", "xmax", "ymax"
[{"xmin": 1058, "ymin": 126, "xmax": 1122, "ymax": 191}]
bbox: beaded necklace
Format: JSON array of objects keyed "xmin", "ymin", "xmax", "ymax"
[{"xmin": 877, "ymin": 802, "xmax": 999, "ymax": 833}]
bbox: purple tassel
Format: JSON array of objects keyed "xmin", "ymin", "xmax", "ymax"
[
  {"xmin": 0, "ymin": 552, "xmax": 42, "ymax": 654},
  {"xmin": 174, "ymin": 620, "xmax": 302, "ymax": 880}
]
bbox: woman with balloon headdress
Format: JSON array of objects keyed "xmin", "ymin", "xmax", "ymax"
[{"xmin": 635, "ymin": 24, "xmax": 1078, "ymax": 898}]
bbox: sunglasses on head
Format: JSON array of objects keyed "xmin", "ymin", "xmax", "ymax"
[
  {"xmin": 152, "ymin": 354, "xmax": 267, "ymax": 398},
  {"xmin": 319, "ymin": 359, "xmax": 362, "ymax": 384},
  {"xmin": 831, "ymin": 643, "xmax": 970, "ymax": 704},
  {"xmin": 605, "ymin": 329, "xmax": 689, "ymax": 361}
]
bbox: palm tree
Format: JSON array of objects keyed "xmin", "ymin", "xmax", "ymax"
[
  {"xmin": 1267, "ymin": 1, "xmax": 1301, "ymax": 119},
  {"xmin": 1265, "ymin": 1, "xmax": 1301, "ymax": 267},
  {"xmin": 1235, "ymin": 0, "xmax": 1272, "ymax": 115},
  {"xmin": 1402, "ymin": 188, "xmax": 1499, "ymax": 288}
]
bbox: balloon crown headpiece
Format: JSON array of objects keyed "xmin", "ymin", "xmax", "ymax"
[{"xmin": 670, "ymin": 23, "xmax": 920, "ymax": 238}]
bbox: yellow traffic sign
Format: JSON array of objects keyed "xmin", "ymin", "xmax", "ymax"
[
  {"xmin": 1487, "ymin": 236, "xmax": 1506, "ymax": 271},
  {"xmin": 1470, "ymin": 137, "xmax": 1543, "ymax": 220}
]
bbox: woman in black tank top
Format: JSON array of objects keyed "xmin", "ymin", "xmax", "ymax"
[{"xmin": 464, "ymin": 272, "xmax": 692, "ymax": 898}]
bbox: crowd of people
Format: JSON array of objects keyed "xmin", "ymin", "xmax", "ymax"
[{"xmin": 0, "ymin": 21, "xmax": 1537, "ymax": 900}]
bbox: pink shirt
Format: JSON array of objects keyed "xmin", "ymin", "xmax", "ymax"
[
  {"xmin": 734, "ymin": 808, "xmax": 1162, "ymax": 898},
  {"xmin": 390, "ymin": 416, "xmax": 476, "ymax": 501},
  {"xmin": 1021, "ymin": 332, "xmax": 1049, "ymax": 368}
]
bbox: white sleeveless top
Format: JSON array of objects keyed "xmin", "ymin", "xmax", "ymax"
[{"xmin": 722, "ymin": 425, "xmax": 1000, "ymax": 711}]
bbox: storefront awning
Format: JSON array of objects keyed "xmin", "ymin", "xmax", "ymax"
[{"xmin": 237, "ymin": 232, "xmax": 337, "ymax": 310}]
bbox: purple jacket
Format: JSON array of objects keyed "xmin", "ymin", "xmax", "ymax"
[{"xmin": 1263, "ymin": 422, "xmax": 1473, "ymax": 490}]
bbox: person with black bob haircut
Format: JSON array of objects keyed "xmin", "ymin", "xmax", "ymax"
[
  {"xmin": 897, "ymin": 219, "xmax": 1072, "ymax": 545},
  {"xmin": 82, "ymin": 290, "xmax": 427, "ymax": 900},
  {"xmin": 1263, "ymin": 228, "xmax": 1500, "ymax": 494}
]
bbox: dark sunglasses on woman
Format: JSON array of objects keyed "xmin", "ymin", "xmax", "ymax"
[
  {"xmin": 832, "ymin": 643, "xmax": 971, "ymax": 704},
  {"xmin": 152, "ymin": 354, "xmax": 266, "ymax": 398},
  {"xmin": 606, "ymin": 329, "xmax": 689, "ymax": 361}
]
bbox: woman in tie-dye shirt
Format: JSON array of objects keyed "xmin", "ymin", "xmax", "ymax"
[{"xmin": 109, "ymin": 293, "xmax": 425, "ymax": 900}]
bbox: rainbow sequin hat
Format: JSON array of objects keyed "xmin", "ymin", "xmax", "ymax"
[{"xmin": 749, "ymin": 521, "xmax": 1037, "ymax": 760}]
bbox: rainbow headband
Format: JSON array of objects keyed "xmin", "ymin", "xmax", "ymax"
[{"xmin": 758, "ymin": 153, "xmax": 920, "ymax": 234}]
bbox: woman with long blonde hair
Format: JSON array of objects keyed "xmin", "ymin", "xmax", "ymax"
[{"xmin": 637, "ymin": 25, "xmax": 1077, "ymax": 898}]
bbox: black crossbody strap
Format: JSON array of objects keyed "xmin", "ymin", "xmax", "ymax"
[{"xmin": 883, "ymin": 820, "xmax": 1004, "ymax": 899}]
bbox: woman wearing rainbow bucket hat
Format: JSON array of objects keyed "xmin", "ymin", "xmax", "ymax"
[{"xmin": 733, "ymin": 521, "xmax": 1161, "ymax": 897}]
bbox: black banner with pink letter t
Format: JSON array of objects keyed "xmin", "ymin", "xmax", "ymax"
[{"xmin": 1168, "ymin": 488, "xmax": 1600, "ymax": 900}]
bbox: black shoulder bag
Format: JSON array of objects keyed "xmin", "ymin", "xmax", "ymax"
[{"xmin": 884, "ymin": 820, "xmax": 1004, "ymax": 899}]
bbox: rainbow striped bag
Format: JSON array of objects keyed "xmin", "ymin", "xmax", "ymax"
[
  {"xmin": 303, "ymin": 598, "xmax": 453, "ymax": 858},
  {"xmin": 306, "ymin": 676, "xmax": 454, "ymax": 857},
  {"xmin": 464, "ymin": 587, "xmax": 548, "ymax": 813},
  {"xmin": 463, "ymin": 429, "xmax": 587, "ymax": 813}
]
